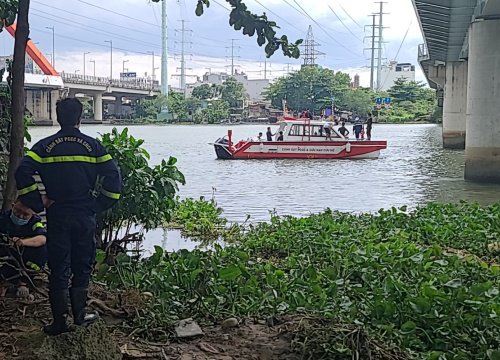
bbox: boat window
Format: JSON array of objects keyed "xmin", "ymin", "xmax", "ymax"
[
  {"xmin": 289, "ymin": 124, "xmax": 303, "ymax": 136},
  {"xmin": 288, "ymin": 124, "xmax": 341, "ymax": 138}
]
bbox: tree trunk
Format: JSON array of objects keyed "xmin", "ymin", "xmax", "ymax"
[{"xmin": 2, "ymin": 0, "xmax": 30, "ymax": 210}]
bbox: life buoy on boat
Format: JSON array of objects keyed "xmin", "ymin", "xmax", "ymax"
[{"xmin": 346, "ymin": 142, "xmax": 351, "ymax": 153}]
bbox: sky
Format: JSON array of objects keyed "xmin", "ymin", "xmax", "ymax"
[{"xmin": 0, "ymin": 0, "xmax": 425, "ymax": 88}]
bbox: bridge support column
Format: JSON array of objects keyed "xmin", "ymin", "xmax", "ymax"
[
  {"xmin": 465, "ymin": 18, "xmax": 500, "ymax": 183},
  {"xmin": 443, "ymin": 61, "xmax": 467, "ymax": 149},
  {"xmin": 50, "ymin": 90, "xmax": 58, "ymax": 125},
  {"xmin": 40, "ymin": 90, "xmax": 49, "ymax": 120},
  {"xmin": 93, "ymin": 93, "xmax": 103, "ymax": 122},
  {"xmin": 25, "ymin": 90, "xmax": 34, "ymax": 118},
  {"xmin": 114, "ymin": 96, "xmax": 123, "ymax": 117}
]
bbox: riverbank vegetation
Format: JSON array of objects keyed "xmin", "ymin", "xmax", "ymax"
[
  {"xmin": 265, "ymin": 66, "xmax": 438, "ymax": 124},
  {"xmin": 112, "ymin": 68, "xmax": 437, "ymax": 125},
  {"xmin": 97, "ymin": 199, "xmax": 499, "ymax": 359}
]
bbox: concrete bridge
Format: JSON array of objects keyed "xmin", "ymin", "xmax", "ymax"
[
  {"xmin": 413, "ymin": 0, "xmax": 500, "ymax": 183},
  {"xmin": 1, "ymin": 24, "xmax": 160, "ymax": 125},
  {"xmin": 1, "ymin": 71, "xmax": 160, "ymax": 125},
  {"xmin": 62, "ymin": 73, "xmax": 159, "ymax": 123}
]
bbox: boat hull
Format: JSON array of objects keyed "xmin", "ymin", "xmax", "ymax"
[{"xmin": 214, "ymin": 140, "xmax": 387, "ymax": 160}]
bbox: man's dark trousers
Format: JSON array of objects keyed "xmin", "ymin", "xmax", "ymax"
[{"xmin": 46, "ymin": 209, "xmax": 96, "ymax": 291}]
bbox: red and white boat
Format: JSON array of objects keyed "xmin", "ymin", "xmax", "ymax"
[{"xmin": 212, "ymin": 117, "xmax": 387, "ymax": 160}]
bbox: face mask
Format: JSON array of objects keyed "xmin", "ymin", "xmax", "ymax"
[{"xmin": 10, "ymin": 212, "xmax": 29, "ymax": 226}]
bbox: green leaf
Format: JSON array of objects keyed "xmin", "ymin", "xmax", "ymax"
[
  {"xmin": 444, "ymin": 279, "xmax": 462, "ymax": 289},
  {"xmin": 401, "ymin": 320, "xmax": 416, "ymax": 334},
  {"xmin": 487, "ymin": 350, "xmax": 500, "ymax": 360},
  {"xmin": 195, "ymin": 1, "xmax": 204, "ymax": 16},
  {"xmin": 219, "ymin": 265, "xmax": 242, "ymax": 281}
]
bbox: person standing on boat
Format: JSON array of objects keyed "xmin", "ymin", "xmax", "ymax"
[
  {"xmin": 266, "ymin": 127, "xmax": 275, "ymax": 141},
  {"xmin": 257, "ymin": 132, "xmax": 264, "ymax": 142},
  {"xmin": 338, "ymin": 122, "xmax": 350, "ymax": 138},
  {"xmin": 353, "ymin": 116, "xmax": 363, "ymax": 140},
  {"xmin": 277, "ymin": 131, "xmax": 284, "ymax": 141},
  {"xmin": 366, "ymin": 114, "xmax": 373, "ymax": 140},
  {"xmin": 323, "ymin": 122, "xmax": 333, "ymax": 140}
]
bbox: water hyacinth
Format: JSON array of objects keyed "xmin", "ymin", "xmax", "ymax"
[{"xmin": 97, "ymin": 201, "xmax": 500, "ymax": 359}]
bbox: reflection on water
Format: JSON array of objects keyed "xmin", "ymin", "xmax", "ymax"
[{"xmin": 29, "ymin": 123, "xmax": 500, "ymax": 251}]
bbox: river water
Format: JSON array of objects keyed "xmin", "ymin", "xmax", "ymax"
[{"xmin": 29, "ymin": 124, "xmax": 500, "ymax": 253}]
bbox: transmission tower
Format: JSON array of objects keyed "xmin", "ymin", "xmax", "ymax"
[
  {"xmin": 301, "ymin": 25, "xmax": 324, "ymax": 67},
  {"xmin": 174, "ymin": 20, "xmax": 192, "ymax": 96}
]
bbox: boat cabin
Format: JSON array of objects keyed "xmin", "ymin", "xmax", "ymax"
[{"xmin": 275, "ymin": 119, "xmax": 345, "ymax": 142}]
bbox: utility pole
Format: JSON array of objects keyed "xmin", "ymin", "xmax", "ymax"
[
  {"xmin": 104, "ymin": 40, "xmax": 113, "ymax": 80},
  {"xmin": 264, "ymin": 58, "xmax": 267, "ymax": 80},
  {"xmin": 161, "ymin": 0, "xmax": 168, "ymax": 97},
  {"xmin": 175, "ymin": 20, "xmax": 192, "ymax": 97},
  {"xmin": 227, "ymin": 39, "xmax": 240, "ymax": 76},
  {"xmin": 369, "ymin": 15, "xmax": 377, "ymax": 90},
  {"xmin": 45, "ymin": 26, "xmax": 55, "ymax": 68},
  {"xmin": 122, "ymin": 59, "xmax": 129, "ymax": 73},
  {"xmin": 149, "ymin": 51, "xmax": 155, "ymax": 86},
  {"xmin": 375, "ymin": 1, "xmax": 387, "ymax": 91},
  {"xmin": 83, "ymin": 51, "xmax": 90, "ymax": 78}
]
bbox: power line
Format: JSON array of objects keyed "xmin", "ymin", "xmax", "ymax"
[
  {"xmin": 380, "ymin": 21, "xmax": 412, "ymax": 89},
  {"xmin": 394, "ymin": 21, "xmax": 412, "ymax": 60},
  {"xmin": 335, "ymin": 0, "xmax": 364, "ymax": 29},
  {"xmin": 253, "ymin": 0, "xmax": 304, "ymax": 35},
  {"xmin": 32, "ymin": 26, "xmax": 162, "ymax": 56},
  {"xmin": 30, "ymin": 10, "xmax": 162, "ymax": 49},
  {"xmin": 282, "ymin": 0, "xmax": 308, "ymax": 17},
  {"xmin": 31, "ymin": 2, "xmax": 158, "ymax": 37},
  {"xmin": 77, "ymin": 0, "xmax": 160, "ymax": 28},
  {"xmin": 80, "ymin": 0, "xmax": 239, "ymax": 49},
  {"xmin": 291, "ymin": 0, "xmax": 361, "ymax": 57},
  {"xmin": 32, "ymin": 5, "xmax": 229, "ymax": 56},
  {"xmin": 211, "ymin": 0, "xmax": 231, "ymax": 11},
  {"xmin": 328, "ymin": 5, "xmax": 362, "ymax": 41},
  {"xmin": 151, "ymin": 2, "xmax": 160, "ymax": 26}
]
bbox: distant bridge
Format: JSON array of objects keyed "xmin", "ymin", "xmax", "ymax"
[
  {"xmin": 413, "ymin": 0, "xmax": 500, "ymax": 183},
  {"xmin": 1, "ymin": 23, "xmax": 161, "ymax": 125}
]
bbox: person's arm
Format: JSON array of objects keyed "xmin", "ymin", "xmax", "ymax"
[
  {"xmin": 14, "ymin": 235, "xmax": 46, "ymax": 248},
  {"xmin": 95, "ymin": 143, "xmax": 122, "ymax": 213},
  {"xmin": 15, "ymin": 144, "xmax": 44, "ymax": 213}
]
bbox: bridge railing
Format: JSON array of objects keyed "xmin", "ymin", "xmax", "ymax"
[
  {"xmin": 61, "ymin": 72, "xmax": 160, "ymax": 91},
  {"xmin": 418, "ymin": 43, "xmax": 430, "ymax": 62}
]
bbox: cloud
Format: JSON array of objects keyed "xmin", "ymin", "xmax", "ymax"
[{"xmin": 0, "ymin": 0, "xmax": 426, "ymax": 86}]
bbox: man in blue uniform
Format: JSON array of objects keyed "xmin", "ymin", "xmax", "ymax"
[
  {"xmin": 0, "ymin": 200, "xmax": 47, "ymax": 298},
  {"xmin": 15, "ymin": 98, "xmax": 122, "ymax": 335}
]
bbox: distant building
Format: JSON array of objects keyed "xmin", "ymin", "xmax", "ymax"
[
  {"xmin": 353, "ymin": 74, "xmax": 360, "ymax": 89},
  {"xmin": 187, "ymin": 70, "xmax": 270, "ymax": 102},
  {"xmin": 379, "ymin": 62, "xmax": 416, "ymax": 91}
]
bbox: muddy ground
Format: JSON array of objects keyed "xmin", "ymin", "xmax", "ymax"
[{"xmin": 0, "ymin": 281, "xmax": 406, "ymax": 360}]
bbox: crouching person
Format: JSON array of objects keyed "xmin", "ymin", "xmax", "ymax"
[{"xmin": 0, "ymin": 200, "xmax": 47, "ymax": 299}]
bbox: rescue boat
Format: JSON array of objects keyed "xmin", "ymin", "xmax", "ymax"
[{"xmin": 211, "ymin": 117, "xmax": 387, "ymax": 160}]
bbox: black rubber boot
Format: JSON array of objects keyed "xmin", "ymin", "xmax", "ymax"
[
  {"xmin": 70, "ymin": 287, "xmax": 99, "ymax": 326},
  {"xmin": 43, "ymin": 289, "xmax": 70, "ymax": 336}
]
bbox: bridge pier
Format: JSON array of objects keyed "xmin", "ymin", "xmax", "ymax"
[
  {"xmin": 40, "ymin": 90, "xmax": 49, "ymax": 120},
  {"xmin": 50, "ymin": 90, "xmax": 58, "ymax": 125},
  {"xmin": 93, "ymin": 93, "xmax": 103, "ymax": 122},
  {"xmin": 114, "ymin": 96, "xmax": 123, "ymax": 117},
  {"xmin": 443, "ymin": 61, "xmax": 467, "ymax": 149},
  {"xmin": 465, "ymin": 18, "xmax": 500, "ymax": 183}
]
